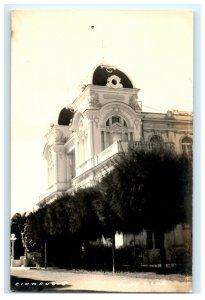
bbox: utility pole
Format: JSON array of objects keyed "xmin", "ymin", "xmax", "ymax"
[
  {"xmin": 45, "ymin": 242, "xmax": 47, "ymax": 268},
  {"xmin": 111, "ymin": 230, "xmax": 116, "ymax": 273},
  {"xmin": 10, "ymin": 233, "xmax": 17, "ymax": 267}
]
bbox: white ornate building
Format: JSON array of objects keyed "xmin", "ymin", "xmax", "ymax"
[
  {"xmin": 40, "ymin": 64, "xmax": 193, "ymax": 204},
  {"xmin": 39, "ymin": 64, "xmax": 192, "ymax": 261}
]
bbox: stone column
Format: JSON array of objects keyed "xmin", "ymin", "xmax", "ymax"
[{"xmin": 88, "ymin": 118, "xmax": 95, "ymax": 167}]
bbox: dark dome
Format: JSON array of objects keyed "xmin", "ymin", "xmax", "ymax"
[
  {"xmin": 92, "ymin": 65, "xmax": 133, "ymax": 88},
  {"xmin": 58, "ymin": 107, "xmax": 74, "ymax": 125}
]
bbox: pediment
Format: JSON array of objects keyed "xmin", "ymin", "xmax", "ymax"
[{"xmin": 110, "ymin": 123, "xmax": 122, "ymax": 129}]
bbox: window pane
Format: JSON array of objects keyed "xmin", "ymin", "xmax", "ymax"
[
  {"xmin": 112, "ymin": 116, "xmax": 120, "ymax": 124},
  {"xmin": 154, "ymin": 240, "xmax": 161, "ymax": 249},
  {"xmin": 181, "ymin": 136, "xmax": 192, "ymax": 155},
  {"xmin": 147, "ymin": 240, "xmax": 153, "ymax": 250},
  {"xmin": 124, "ymin": 132, "xmax": 128, "ymax": 141},
  {"xmin": 154, "ymin": 232, "xmax": 161, "ymax": 249},
  {"xmin": 147, "ymin": 231, "xmax": 152, "ymax": 239},
  {"xmin": 106, "ymin": 132, "xmax": 110, "ymax": 147},
  {"xmin": 147, "ymin": 231, "xmax": 153, "ymax": 249},
  {"xmin": 101, "ymin": 131, "xmax": 105, "ymax": 150}
]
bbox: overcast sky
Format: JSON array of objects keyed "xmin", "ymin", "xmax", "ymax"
[{"xmin": 11, "ymin": 10, "xmax": 193, "ymax": 216}]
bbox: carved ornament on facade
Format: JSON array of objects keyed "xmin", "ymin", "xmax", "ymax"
[
  {"xmin": 53, "ymin": 129, "xmax": 67, "ymax": 144},
  {"xmin": 165, "ymin": 110, "xmax": 175, "ymax": 119},
  {"xmin": 84, "ymin": 113, "xmax": 95, "ymax": 123},
  {"xmin": 48, "ymin": 149, "xmax": 54, "ymax": 166},
  {"xmin": 153, "ymin": 129, "xmax": 160, "ymax": 135},
  {"xmin": 77, "ymin": 117, "xmax": 88, "ymax": 138},
  {"xmin": 112, "ymin": 105, "xmax": 120, "ymax": 113},
  {"xmin": 94, "ymin": 117, "xmax": 100, "ymax": 128},
  {"xmin": 106, "ymin": 75, "xmax": 123, "ymax": 88},
  {"xmin": 134, "ymin": 119, "xmax": 140, "ymax": 129},
  {"xmin": 58, "ymin": 150, "xmax": 64, "ymax": 159},
  {"xmin": 88, "ymin": 91, "xmax": 101, "ymax": 108},
  {"xmin": 129, "ymin": 95, "xmax": 141, "ymax": 111}
]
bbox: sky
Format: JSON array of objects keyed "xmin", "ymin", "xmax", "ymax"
[{"xmin": 11, "ymin": 9, "xmax": 193, "ymax": 216}]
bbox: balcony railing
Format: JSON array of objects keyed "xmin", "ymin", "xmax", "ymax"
[
  {"xmin": 72, "ymin": 141, "xmax": 176, "ymax": 178},
  {"xmin": 130, "ymin": 141, "xmax": 175, "ymax": 151},
  {"xmin": 39, "ymin": 182, "xmax": 69, "ymax": 203},
  {"xmin": 95, "ymin": 141, "xmax": 175, "ymax": 167},
  {"xmin": 96, "ymin": 142, "xmax": 121, "ymax": 165}
]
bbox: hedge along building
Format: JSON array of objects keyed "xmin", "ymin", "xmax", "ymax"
[{"xmin": 39, "ymin": 63, "xmax": 193, "ymax": 264}]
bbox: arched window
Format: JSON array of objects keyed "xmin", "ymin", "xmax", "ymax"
[
  {"xmin": 181, "ymin": 136, "xmax": 192, "ymax": 155},
  {"xmin": 68, "ymin": 150, "xmax": 76, "ymax": 179},
  {"xmin": 101, "ymin": 115, "xmax": 132, "ymax": 150},
  {"xmin": 112, "ymin": 116, "xmax": 121, "ymax": 124}
]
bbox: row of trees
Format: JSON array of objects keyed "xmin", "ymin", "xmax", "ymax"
[{"xmin": 11, "ymin": 147, "xmax": 192, "ymax": 271}]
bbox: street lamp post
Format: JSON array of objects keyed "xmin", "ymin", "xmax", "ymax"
[
  {"xmin": 21, "ymin": 231, "xmax": 27, "ymax": 267},
  {"xmin": 10, "ymin": 233, "xmax": 17, "ymax": 267}
]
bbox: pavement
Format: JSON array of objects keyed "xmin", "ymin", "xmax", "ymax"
[{"xmin": 10, "ymin": 267, "xmax": 192, "ymax": 293}]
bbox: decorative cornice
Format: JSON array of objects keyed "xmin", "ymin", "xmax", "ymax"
[
  {"xmin": 144, "ymin": 128, "xmax": 193, "ymax": 134},
  {"xmin": 51, "ymin": 129, "xmax": 67, "ymax": 144}
]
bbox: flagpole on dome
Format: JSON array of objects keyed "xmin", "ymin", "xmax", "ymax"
[{"xmin": 90, "ymin": 24, "xmax": 115, "ymax": 71}]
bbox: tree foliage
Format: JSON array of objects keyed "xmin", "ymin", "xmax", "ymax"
[
  {"xmin": 11, "ymin": 212, "xmax": 27, "ymax": 258},
  {"xmin": 105, "ymin": 147, "xmax": 192, "ymax": 234},
  {"xmin": 68, "ymin": 187, "xmax": 103, "ymax": 241},
  {"xmin": 11, "ymin": 147, "xmax": 192, "ymax": 270},
  {"xmin": 100, "ymin": 147, "xmax": 192, "ymax": 269}
]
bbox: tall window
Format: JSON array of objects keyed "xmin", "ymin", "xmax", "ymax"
[
  {"xmin": 181, "ymin": 136, "xmax": 192, "ymax": 156},
  {"xmin": 147, "ymin": 231, "xmax": 161, "ymax": 250},
  {"xmin": 78, "ymin": 137, "xmax": 87, "ymax": 165},
  {"xmin": 68, "ymin": 150, "xmax": 76, "ymax": 179},
  {"xmin": 101, "ymin": 115, "xmax": 131, "ymax": 150}
]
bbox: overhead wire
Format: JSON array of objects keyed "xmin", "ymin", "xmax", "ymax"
[{"xmin": 142, "ymin": 104, "xmax": 165, "ymax": 113}]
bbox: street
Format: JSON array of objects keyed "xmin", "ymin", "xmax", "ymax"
[{"xmin": 10, "ymin": 267, "xmax": 192, "ymax": 293}]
